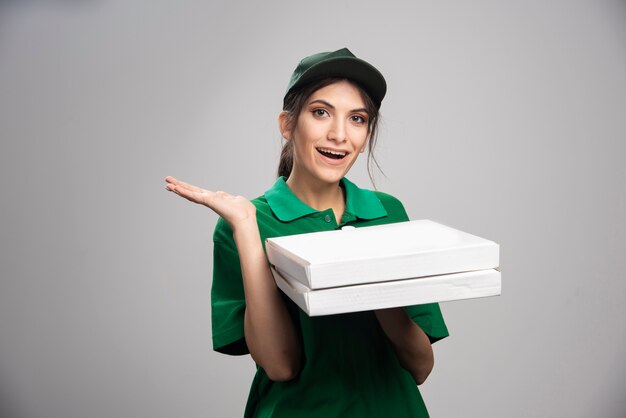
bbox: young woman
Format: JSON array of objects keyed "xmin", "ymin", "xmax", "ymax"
[{"xmin": 165, "ymin": 48, "xmax": 448, "ymax": 417}]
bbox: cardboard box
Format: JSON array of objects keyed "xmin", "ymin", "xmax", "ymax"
[
  {"xmin": 266, "ymin": 219, "xmax": 500, "ymax": 290},
  {"xmin": 272, "ymin": 266, "xmax": 501, "ymax": 316}
]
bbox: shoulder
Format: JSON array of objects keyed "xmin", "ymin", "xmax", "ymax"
[
  {"xmin": 250, "ymin": 194, "xmax": 271, "ymax": 214},
  {"xmin": 372, "ymin": 190, "xmax": 405, "ymax": 209},
  {"xmin": 372, "ymin": 190, "xmax": 409, "ymax": 222}
]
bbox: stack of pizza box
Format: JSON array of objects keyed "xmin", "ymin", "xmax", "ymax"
[{"xmin": 266, "ymin": 219, "xmax": 501, "ymax": 316}]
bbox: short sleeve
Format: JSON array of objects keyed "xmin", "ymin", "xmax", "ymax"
[
  {"xmin": 404, "ymin": 303, "xmax": 449, "ymax": 343},
  {"xmin": 211, "ymin": 218, "xmax": 249, "ymax": 355}
]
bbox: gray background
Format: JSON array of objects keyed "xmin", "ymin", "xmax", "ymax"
[{"xmin": 1, "ymin": 1, "xmax": 625, "ymax": 417}]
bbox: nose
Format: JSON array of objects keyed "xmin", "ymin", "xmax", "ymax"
[{"xmin": 327, "ymin": 118, "xmax": 347, "ymax": 143}]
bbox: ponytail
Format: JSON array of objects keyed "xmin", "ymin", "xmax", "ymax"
[{"xmin": 277, "ymin": 140, "xmax": 294, "ymax": 178}]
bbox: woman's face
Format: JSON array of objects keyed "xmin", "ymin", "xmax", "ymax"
[{"xmin": 282, "ymin": 80, "xmax": 370, "ymax": 186}]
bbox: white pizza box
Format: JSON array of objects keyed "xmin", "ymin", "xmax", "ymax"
[
  {"xmin": 265, "ymin": 219, "xmax": 499, "ymax": 290},
  {"xmin": 272, "ymin": 266, "xmax": 501, "ymax": 316}
]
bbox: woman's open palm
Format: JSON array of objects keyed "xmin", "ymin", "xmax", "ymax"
[{"xmin": 165, "ymin": 176, "xmax": 256, "ymax": 227}]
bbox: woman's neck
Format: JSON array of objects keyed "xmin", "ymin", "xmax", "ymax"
[{"xmin": 286, "ymin": 173, "xmax": 346, "ymax": 223}]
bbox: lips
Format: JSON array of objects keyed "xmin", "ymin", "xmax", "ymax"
[{"xmin": 316, "ymin": 147, "xmax": 348, "ymax": 160}]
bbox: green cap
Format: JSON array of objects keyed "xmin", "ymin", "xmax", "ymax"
[{"xmin": 284, "ymin": 48, "xmax": 387, "ymax": 108}]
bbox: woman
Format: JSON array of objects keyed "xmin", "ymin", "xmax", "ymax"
[{"xmin": 165, "ymin": 48, "xmax": 448, "ymax": 417}]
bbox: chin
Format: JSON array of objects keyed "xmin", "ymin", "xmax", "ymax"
[{"xmin": 314, "ymin": 167, "xmax": 350, "ymax": 184}]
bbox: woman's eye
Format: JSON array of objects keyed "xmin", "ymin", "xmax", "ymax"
[
  {"xmin": 313, "ymin": 109, "xmax": 328, "ymax": 117},
  {"xmin": 351, "ymin": 115, "xmax": 367, "ymax": 124}
]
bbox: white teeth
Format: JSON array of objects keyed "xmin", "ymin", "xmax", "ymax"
[{"xmin": 317, "ymin": 148, "xmax": 347, "ymax": 157}]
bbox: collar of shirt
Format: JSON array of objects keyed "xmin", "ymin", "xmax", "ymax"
[{"xmin": 264, "ymin": 177, "xmax": 388, "ymax": 223}]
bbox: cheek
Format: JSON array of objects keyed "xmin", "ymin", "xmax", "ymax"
[
  {"xmin": 291, "ymin": 136, "xmax": 314, "ymax": 162},
  {"xmin": 351, "ymin": 128, "xmax": 369, "ymax": 151},
  {"xmin": 293, "ymin": 123, "xmax": 323, "ymax": 147}
]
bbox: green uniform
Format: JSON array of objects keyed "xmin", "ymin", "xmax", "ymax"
[{"xmin": 211, "ymin": 177, "xmax": 449, "ymax": 418}]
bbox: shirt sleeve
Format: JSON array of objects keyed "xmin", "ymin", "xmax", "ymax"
[
  {"xmin": 404, "ymin": 303, "xmax": 449, "ymax": 344},
  {"xmin": 375, "ymin": 191, "xmax": 450, "ymax": 344},
  {"xmin": 211, "ymin": 217, "xmax": 249, "ymax": 355}
]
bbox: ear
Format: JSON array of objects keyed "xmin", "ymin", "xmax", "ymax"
[{"xmin": 278, "ymin": 111, "xmax": 292, "ymax": 140}]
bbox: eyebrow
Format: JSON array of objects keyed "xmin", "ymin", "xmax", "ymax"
[{"xmin": 308, "ymin": 99, "xmax": 368, "ymax": 114}]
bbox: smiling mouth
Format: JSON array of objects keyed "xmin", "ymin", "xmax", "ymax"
[{"xmin": 316, "ymin": 147, "xmax": 348, "ymax": 160}]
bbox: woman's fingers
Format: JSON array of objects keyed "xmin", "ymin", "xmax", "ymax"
[
  {"xmin": 165, "ymin": 177, "xmax": 232, "ymax": 208},
  {"xmin": 165, "ymin": 176, "xmax": 255, "ymax": 225},
  {"xmin": 167, "ymin": 182, "xmax": 208, "ymax": 204},
  {"xmin": 165, "ymin": 176, "xmax": 207, "ymax": 194}
]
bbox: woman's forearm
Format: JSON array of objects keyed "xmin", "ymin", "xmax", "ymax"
[
  {"xmin": 233, "ymin": 219, "xmax": 302, "ymax": 382},
  {"xmin": 375, "ymin": 308, "xmax": 434, "ymax": 385}
]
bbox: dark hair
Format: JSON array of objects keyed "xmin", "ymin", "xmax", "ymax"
[{"xmin": 278, "ymin": 77, "xmax": 383, "ymax": 186}]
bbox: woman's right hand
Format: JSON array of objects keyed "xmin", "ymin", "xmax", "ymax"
[
  {"xmin": 165, "ymin": 176, "xmax": 301, "ymax": 380},
  {"xmin": 165, "ymin": 176, "xmax": 256, "ymax": 229}
]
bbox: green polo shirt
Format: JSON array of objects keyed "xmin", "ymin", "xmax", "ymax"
[{"xmin": 211, "ymin": 177, "xmax": 449, "ymax": 418}]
